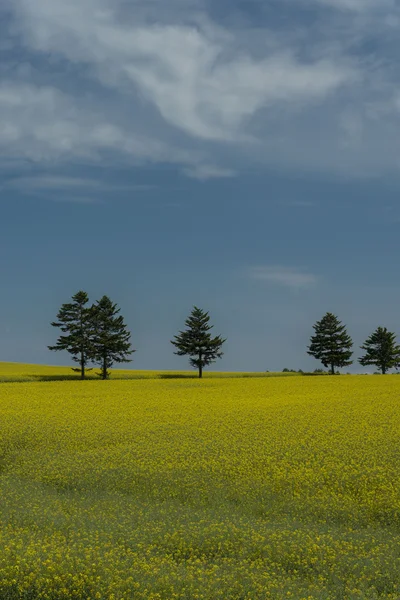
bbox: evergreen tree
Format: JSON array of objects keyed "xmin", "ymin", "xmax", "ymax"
[
  {"xmin": 91, "ymin": 296, "xmax": 134, "ymax": 379},
  {"xmin": 307, "ymin": 312, "xmax": 353, "ymax": 375},
  {"xmin": 359, "ymin": 327, "xmax": 400, "ymax": 374},
  {"xmin": 171, "ymin": 306, "xmax": 226, "ymax": 378},
  {"xmin": 48, "ymin": 291, "xmax": 93, "ymax": 379}
]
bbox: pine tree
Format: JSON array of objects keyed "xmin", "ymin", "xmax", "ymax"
[
  {"xmin": 307, "ymin": 312, "xmax": 353, "ymax": 375},
  {"xmin": 91, "ymin": 296, "xmax": 134, "ymax": 380},
  {"xmin": 171, "ymin": 306, "xmax": 226, "ymax": 378},
  {"xmin": 48, "ymin": 291, "xmax": 93, "ymax": 379},
  {"xmin": 359, "ymin": 327, "xmax": 400, "ymax": 374}
]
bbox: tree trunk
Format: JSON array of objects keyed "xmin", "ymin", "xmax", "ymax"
[
  {"xmin": 81, "ymin": 351, "xmax": 85, "ymax": 380},
  {"xmin": 80, "ymin": 316, "xmax": 85, "ymax": 380},
  {"xmin": 382, "ymin": 365, "xmax": 387, "ymax": 375},
  {"xmin": 331, "ymin": 363, "xmax": 335, "ymax": 375},
  {"xmin": 199, "ymin": 354, "xmax": 203, "ymax": 379},
  {"xmin": 102, "ymin": 354, "xmax": 107, "ymax": 380}
]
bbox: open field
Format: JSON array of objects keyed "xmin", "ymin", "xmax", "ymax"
[
  {"xmin": 1, "ymin": 374, "xmax": 400, "ymax": 598},
  {"xmin": 0, "ymin": 362, "xmax": 300, "ymax": 383}
]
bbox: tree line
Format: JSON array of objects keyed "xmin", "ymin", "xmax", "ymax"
[
  {"xmin": 49, "ymin": 293, "xmax": 400, "ymax": 379},
  {"xmin": 307, "ymin": 312, "xmax": 400, "ymax": 375},
  {"xmin": 49, "ymin": 292, "xmax": 225, "ymax": 379}
]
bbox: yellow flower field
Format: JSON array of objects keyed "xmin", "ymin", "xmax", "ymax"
[
  {"xmin": 0, "ymin": 362, "xmax": 298, "ymax": 382},
  {"xmin": 0, "ymin": 374, "xmax": 399, "ymax": 598}
]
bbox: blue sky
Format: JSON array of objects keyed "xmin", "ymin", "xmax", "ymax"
[{"xmin": 1, "ymin": 0, "xmax": 400, "ymax": 372}]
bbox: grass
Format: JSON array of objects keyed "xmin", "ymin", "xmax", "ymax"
[
  {"xmin": 0, "ymin": 361, "xmax": 301, "ymax": 382},
  {"xmin": 0, "ymin": 374, "xmax": 399, "ymax": 598}
]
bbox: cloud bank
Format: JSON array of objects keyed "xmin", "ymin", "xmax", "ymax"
[{"xmin": 1, "ymin": 0, "xmax": 400, "ymax": 181}]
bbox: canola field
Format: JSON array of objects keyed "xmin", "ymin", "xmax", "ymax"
[
  {"xmin": 0, "ymin": 375, "xmax": 400, "ymax": 599},
  {"xmin": 0, "ymin": 362, "xmax": 298, "ymax": 382}
]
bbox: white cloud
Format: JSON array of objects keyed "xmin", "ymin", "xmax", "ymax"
[
  {"xmin": 248, "ymin": 266, "xmax": 317, "ymax": 289},
  {"xmin": 0, "ymin": 81, "xmax": 201, "ymax": 171},
  {"xmin": 123, "ymin": 41, "xmax": 354, "ymax": 141},
  {"xmin": 0, "ymin": 82, "xmax": 83, "ymax": 161},
  {"xmin": 9, "ymin": 0, "xmax": 355, "ymax": 143},
  {"xmin": 0, "ymin": 0, "xmax": 399, "ymax": 179}
]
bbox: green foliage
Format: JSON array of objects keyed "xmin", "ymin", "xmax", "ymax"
[
  {"xmin": 171, "ymin": 306, "xmax": 226, "ymax": 378},
  {"xmin": 307, "ymin": 312, "xmax": 353, "ymax": 375},
  {"xmin": 359, "ymin": 327, "xmax": 400, "ymax": 374},
  {"xmin": 48, "ymin": 291, "xmax": 94, "ymax": 379},
  {"xmin": 90, "ymin": 296, "xmax": 134, "ymax": 380}
]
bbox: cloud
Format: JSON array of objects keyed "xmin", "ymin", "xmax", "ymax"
[
  {"xmin": 5, "ymin": 176, "xmax": 106, "ymax": 191},
  {"xmin": 184, "ymin": 165, "xmax": 236, "ymax": 180},
  {"xmin": 307, "ymin": 0, "xmax": 394, "ymax": 11},
  {"xmin": 4, "ymin": 175, "xmax": 152, "ymax": 193},
  {"xmin": 0, "ymin": 81, "xmax": 201, "ymax": 171},
  {"xmin": 123, "ymin": 44, "xmax": 354, "ymax": 141},
  {"xmin": 8, "ymin": 0, "xmax": 355, "ymax": 142},
  {"xmin": 0, "ymin": 0, "xmax": 399, "ymax": 179},
  {"xmin": 248, "ymin": 266, "xmax": 317, "ymax": 289}
]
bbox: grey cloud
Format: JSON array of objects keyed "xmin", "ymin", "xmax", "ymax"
[
  {"xmin": 10, "ymin": 0, "xmax": 356, "ymax": 143},
  {"xmin": 184, "ymin": 165, "xmax": 236, "ymax": 179},
  {"xmin": 3, "ymin": 175, "xmax": 153, "ymax": 193},
  {"xmin": 0, "ymin": 81, "xmax": 202, "ymax": 170},
  {"xmin": 1, "ymin": 0, "xmax": 400, "ymax": 179},
  {"xmin": 306, "ymin": 0, "xmax": 395, "ymax": 11}
]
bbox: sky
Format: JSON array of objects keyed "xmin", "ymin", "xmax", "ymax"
[{"xmin": 1, "ymin": 0, "xmax": 400, "ymax": 372}]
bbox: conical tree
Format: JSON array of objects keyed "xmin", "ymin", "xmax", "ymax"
[
  {"xmin": 48, "ymin": 290, "xmax": 93, "ymax": 379},
  {"xmin": 307, "ymin": 312, "xmax": 353, "ymax": 375},
  {"xmin": 91, "ymin": 296, "xmax": 134, "ymax": 380},
  {"xmin": 359, "ymin": 327, "xmax": 400, "ymax": 374},
  {"xmin": 172, "ymin": 306, "xmax": 226, "ymax": 378}
]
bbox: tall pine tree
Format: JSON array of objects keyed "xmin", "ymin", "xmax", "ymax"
[
  {"xmin": 171, "ymin": 306, "xmax": 226, "ymax": 378},
  {"xmin": 91, "ymin": 296, "xmax": 134, "ymax": 380},
  {"xmin": 48, "ymin": 291, "xmax": 93, "ymax": 379},
  {"xmin": 359, "ymin": 327, "xmax": 400, "ymax": 374},
  {"xmin": 307, "ymin": 312, "xmax": 353, "ymax": 375}
]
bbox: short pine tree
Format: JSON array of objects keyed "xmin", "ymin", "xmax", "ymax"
[
  {"xmin": 359, "ymin": 327, "xmax": 400, "ymax": 374},
  {"xmin": 91, "ymin": 296, "xmax": 134, "ymax": 380},
  {"xmin": 171, "ymin": 306, "xmax": 226, "ymax": 378},
  {"xmin": 307, "ymin": 312, "xmax": 353, "ymax": 375},
  {"xmin": 48, "ymin": 291, "xmax": 94, "ymax": 379}
]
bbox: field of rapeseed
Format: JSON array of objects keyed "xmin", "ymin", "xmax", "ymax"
[
  {"xmin": 0, "ymin": 375, "xmax": 400, "ymax": 599},
  {"xmin": 0, "ymin": 362, "xmax": 298, "ymax": 382}
]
